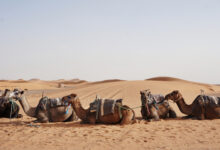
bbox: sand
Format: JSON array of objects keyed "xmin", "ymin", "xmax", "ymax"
[{"xmin": 0, "ymin": 77, "xmax": 220, "ymax": 150}]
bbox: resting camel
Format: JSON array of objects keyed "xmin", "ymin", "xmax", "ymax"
[
  {"xmin": 0, "ymin": 89, "xmax": 22, "ymax": 118},
  {"xmin": 165, "ymin": 90, "xmax": 220, "ymax": 119},
  {"xmin": 13, "ymin": 90, "xmax": 77, "ymax": 123},
  {"xmin": 140, "ymin": 90, "xmax": 176, "ymax": 121},
  {"xmin": 62, "ymin": 93, "xmax": 135, "ymax": 125}
]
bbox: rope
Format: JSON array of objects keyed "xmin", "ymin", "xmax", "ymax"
[
  {"xmin": 9, "ymin": 98, "xmax": 15, "ymax": 119},
  {"xmin": 116, "ymin": 104, "xmax": 144, "ymax": 110}
]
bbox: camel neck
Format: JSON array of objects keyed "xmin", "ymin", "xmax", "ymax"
[
  {"xmin": 19, "ymin": 95, "xmax": 36, "ymax": 117},
  {"xmin": 176, "ymin": 97, "xmax": 193, "ymax": 115},
  {"xmin": 71, "ymin": 100, "xmax": 87, "ymax": 121}
]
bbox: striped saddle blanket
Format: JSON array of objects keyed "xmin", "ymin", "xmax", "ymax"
[
  {"xmin": 197, "ymin": 95, "xmax": 220, "ymax": 106},
  {"xmin": 90, "ymin": 98, "xmax": 122, "ymax": 117}
]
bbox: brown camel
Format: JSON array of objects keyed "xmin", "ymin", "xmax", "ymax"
[
  {"xmin": 62, "ymin": 93, "xmax": 135, "ymax": 125},
  {"xmin": 140, "ymin": 90, "xmax": 176, "ymax": 121},
  {"xmin": 165, "ymin": 90, "xmax": 220, "ymax": 120}
]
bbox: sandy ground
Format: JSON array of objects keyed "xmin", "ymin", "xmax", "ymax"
[{"xmin": 0, "ymin": 77, "xmax": 220, "ymax": 150}]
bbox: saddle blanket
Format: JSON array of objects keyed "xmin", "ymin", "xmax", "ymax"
[
  {"xmin": 38, "ymin": 97, "xmax": 69, "ymax": 110},
  {"xmin": 90, "ymin": 98, "xmax": 122, "ymax": 117},
  {"xmin": 199, "ymin": 95, "xmax": 220, "ymax": 106},
  {"xmin": 147, "ymin": 94, "xmax": 165, "ymax": 104}
]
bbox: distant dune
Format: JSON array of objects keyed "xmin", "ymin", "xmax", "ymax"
[
  {"xmin": 146, "ymin": 76, "xmax": 187, "ymax": 82},
  {"xmin": 9, "ymin": 80, "xmax": 28, "ymax": 83},
  {"xmin": 29, "ymin": 78, "xmax": 41, "ymax": 82},
  {"xmin": 90, "ymin": 79, "xmax": 125, "ymax": 85},
  {"xmin": 58, "ymin": 80, "xmax": 87, "ymax": 85}
]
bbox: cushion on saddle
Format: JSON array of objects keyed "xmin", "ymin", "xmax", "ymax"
[
  {"xmin": 38, "ymin": 97, "xmax": 69, "ymax": 110},
  {"xmin": 199, "ymin": 95, "xmax": 220, "ymax": 106},
  {"xmin": 147, "ymin": 94, "xmax": 165, "ymax": 104},
  {"xmin": 90, "ymin": 98, "xmax": 122, "ymax": 117}
]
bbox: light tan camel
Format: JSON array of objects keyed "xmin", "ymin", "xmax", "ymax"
[
  {"xmin": 165, "ymin": 90, "xmax": 220, "ymax": 119},
  {"xmin": 13, "ymin": 90, "xmax": 77, "ymax": 123},
  {"xmin": 62, "ymin": 93, "xmax": 135, "ymax": 125}
]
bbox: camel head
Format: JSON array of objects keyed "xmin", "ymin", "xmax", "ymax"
[
  {"xmin": 9, "ymin": 89, "xmax": 27, "ymax": 101},
  {"xmin": 165, "ymin": 90, "xmax": 182, "ymax": 102},
  {"xmin": 62, "ymin": 93, "xmax": 79, "ymax": 106},
  {"xmin": 140, "ymin": 89, "xmax": 152, "ymax": 105}
]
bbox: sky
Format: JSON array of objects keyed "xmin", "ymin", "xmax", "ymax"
[{"xmin": 0, "ymin": 0, "xmax": 220, "ymax": 83}]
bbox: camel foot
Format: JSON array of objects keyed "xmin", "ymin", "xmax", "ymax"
[
  {"xmin": 17, "ymin": 114, "xmax": 23, "ymax": 118},
  {"xmin": 181, "ymin": 115, "xmax": 193, "ymax": 119}
]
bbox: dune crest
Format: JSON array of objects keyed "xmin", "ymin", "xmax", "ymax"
[{"xmin": 146, "ymin": 76, "xmax": 188, "ymax": 82}]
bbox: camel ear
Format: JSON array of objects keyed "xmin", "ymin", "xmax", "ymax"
[{"xmin": 174, "ymin": 90, "xmax": 179, "ymax": 93}]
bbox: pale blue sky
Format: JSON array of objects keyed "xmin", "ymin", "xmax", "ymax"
[{"xmin": 0, "ymin": 0, "xmax": 220, "ymax": 83}]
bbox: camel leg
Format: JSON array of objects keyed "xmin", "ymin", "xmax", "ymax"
[
  {"xmin": 197, "ymin": 113, "xmax": 205, "ymax": 120},
  {"xmin": 168, "ymin": 108, "xmax": 177, "ymax": 118},
  {"xmin": 181, "ymin": 115, "xmax": 193, "ymax": 119},
  {"xmin": 193, "ymin": 102, "xmax": 205, "ymax": 120},
  {"xmin": 120, "ymin": 110, "xmax": 133, "ymax": 125},
  {"xmin": 152, "ymin": 111, "xmax": 160, "ymax": 121},
  {"xmin": 66, "ymin": 111, "xmax": 78, "ymax": 122},
  {"xmin": 88, "ymin": 117, "xmax": 96, "ymax": 124},
  {"xmin": 37, "ymin": 112, "xmax": 49, "ymax": 123}
]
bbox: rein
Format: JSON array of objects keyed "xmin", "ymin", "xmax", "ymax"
[{"xmin": 116, "ymin": 104, "xmax": 144, "ymax": 110}]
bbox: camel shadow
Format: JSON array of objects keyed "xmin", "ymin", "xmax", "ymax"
[{"xmin": 0, "ymin": 116, "xmax": 197, "ymax": 128}]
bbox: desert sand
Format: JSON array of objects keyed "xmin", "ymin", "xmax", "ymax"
[{"xmin": 0, "ymin": 77, "xmax": 220, "ymax": 150}]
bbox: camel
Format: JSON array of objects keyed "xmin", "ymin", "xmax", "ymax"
[
  {"xmin": 62, "ymin": 93, "xmax": 135, "ymax": 125},
  {"xmin": 140, "ymin": 90, "xmax": 176, "ymax": 121},
  {"xmin": 13, "ymin": 90, "xmax": 78, "ymax": 123},
  {"xmin": 165, "ymin": 90, "xmax": 220, "ymax": 119},
  {"xmin": 0, "ymin": 89, "xmax": 22, "ymax": 118}
]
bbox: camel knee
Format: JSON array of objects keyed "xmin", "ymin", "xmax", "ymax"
[{"xmin": 120, "ymin": 111, "xmax": 133, "ymax": 125}]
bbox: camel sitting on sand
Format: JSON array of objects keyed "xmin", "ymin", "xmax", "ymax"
[
  {"xmin": 140, "ymin": 90, "xmax": 176, "ymax": 121},
  {"xmin": 165, "ymin": 90, "xmax": 220, "ymax": 119},
  {"xmin": 62, "ymin": 93, "xmax": 135, "ymax": 125},
  {"xmin": 12, "ymin": 89, "xmax": 78, "ymax": 123},
  {"xmin": 0, "ymin": 89, "xmax": 22, "ymax": 118}
]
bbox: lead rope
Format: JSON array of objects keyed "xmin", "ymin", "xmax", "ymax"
[{"xmin": 9, "ymin": 98, "xmax": 14, "ymax": 119}]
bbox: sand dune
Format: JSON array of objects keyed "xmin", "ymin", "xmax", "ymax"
[
  {"xmin": 0, "ymin": 78, "xmax": 220, "ymax": 150},
  {"xmin": 146, "ymin": 76, "xmax": 187, "ymax": 82}
]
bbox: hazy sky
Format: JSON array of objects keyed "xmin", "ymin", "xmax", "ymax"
[{"xmin": 0, "ymin": 0, "xmax": 220, "ymax": 83}]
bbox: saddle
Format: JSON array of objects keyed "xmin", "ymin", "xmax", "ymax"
[
  {"xmin": 199, "ymin": 95, "xmax": 220, "ymax": 106},
  {"xmin": 147, "ymin": 94, "xmax": 165, "ymax": 105},
  {"xmin": 89, "ymin": 97, "xmax": 123, "ymax": 119},
  {"xmin": 38, "ymin": 97, "xmax": 69, "ymax": 111}
]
